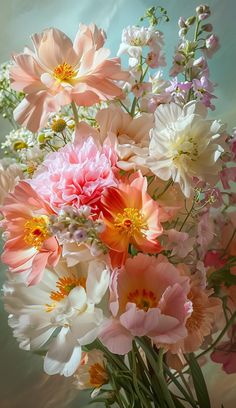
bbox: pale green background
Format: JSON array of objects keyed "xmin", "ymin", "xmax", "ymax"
[{"xmin": 0, "ymin": 1, "xmax": 236, "ymax": 407}]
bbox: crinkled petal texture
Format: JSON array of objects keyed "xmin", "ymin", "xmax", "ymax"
[
  {"xmin": 100, "ymin": 171, "xmax": 163, "ymax": 267},
  {"xmin": 96, "ymin": 106, "xmax": 153, "ymax": 172},
  {"xmin": 10, "ymin": 25, "xmax": 129, "ymax": 131},
  {"xmin": 147, "ymin": 101, "xmax": 225, "ymax": 197},
  {"xmin": 0, "ymin": 181, "xmax": 61, "ymax": 285},
  {"xmin": 3, "ymin": 259, "xmax": 110, "ymax": 376},
  {"xmin": 30, "ymin": 136, "xmax": 117, "ymax": 214},
  {"xmin": 169, "ymin": 286, "xmax": 222, "ymax": 354},
  {"xmin": 99, "ymin": 253, "xmax": 191, "ymax": 354}
]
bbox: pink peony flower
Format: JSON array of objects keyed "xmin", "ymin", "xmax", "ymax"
[
  {"xmin": 0, "ymin": 181, "xmax": 61, "ymax": 285},
  {"xmin": 10, "ymin": 25, "xmax": 128, "ymax": 132},
  {"xmin": 30, "ymin": 136, "xmax": 117, "ymax": 214},
  {"xmin": 99, "ymin": 253, "xmax": 192, "ymax": 355}
]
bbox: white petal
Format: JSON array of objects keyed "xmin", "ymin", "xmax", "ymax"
[
  {"xmin": 86, "ymin": 260, "xmax": 110, "ymax": 304},
  {"xmin": 44, "ymin": 327, "xmax": 82, "ymax": 377},
  {"xmin": 72, "ymin": 307, "xmax": 104, "ymax": 345},
  {"xmin": 68, "ymin": 286, "xmax": 87, "ymax": 310}
]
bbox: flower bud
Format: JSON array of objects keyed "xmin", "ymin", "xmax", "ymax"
[
  {"xmin": 202, "ymin": 23, "xmax": 213, "ymax": 32},
  {"xmin": 178, "ymin": 17, "xmax": 187, "ymax": 28},
  {"xmin": 196, "ymin": 5, "xmax": 211, "ymax": 16},
  {"xmin": 179, "ymin": 28, "xmax": 188, "ymax": 38},
  {"xmin": 37, "ymin": 133, "xmax": 46, "ymax": 144},
  {"xmin": 186, "ymin": 16, "xmax": 196, "ymax": 26}
]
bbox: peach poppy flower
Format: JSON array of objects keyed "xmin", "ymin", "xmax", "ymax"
[
  {"xmin": 99, "ymin": 253, "xmax": 192, "ymax": 354},
  {"xmin": 10, "ymin": 25, "xmax": 128, "ymax": 132},
  {"xmin": 1, "ymin": 181, "xmax": 61, "ymax": 285},
  {"xmin": 100, "ymin": 172, "xmax": 164, "ymax": 267}
]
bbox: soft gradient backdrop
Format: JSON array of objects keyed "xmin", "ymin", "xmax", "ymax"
[{"xmin": 0, "ymin": 1, "xmax": 236, "ymax": 407}]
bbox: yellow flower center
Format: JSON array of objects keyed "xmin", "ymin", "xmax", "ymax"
[
  {"xmin": 53, "ymin": 62, "xmax": 76, "ymax": 82},
  {"xmin": 88, "ymin": 363, "xmax": 108, "ymax": 388},
  {"xmin": 24, "ymin": 216, "xmax": 49, "ymax": 250},
  {"xmin": 50, "ymin": 276, "xmax": 86, "ymax": 302},
  {"xmin": 51, "ymin": 118, "xmax": 67, "ymax": 133},
  {"xmin": 13, "ymin": 140, "xmax": 28, "ymax": 151},
  {"xmin": 171, "ymin": 134, "xmax": 199, "ymax": 163},
  {"xmin": 114, "ymin": 208, "xmax": 148, "ymax": 236},
  {"xmin": 127, "ymin": 289, "xmax": 158, "ymax": 312}
]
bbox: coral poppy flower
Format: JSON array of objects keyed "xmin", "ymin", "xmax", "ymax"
[
  {"xmin": 100, "ymin": 172, "xmax": 164, "ymax": 267},
  {"xmin": 10, "ymin": 25, "xmax": 128, "ymax": 132},
  {"xmin": 1, "ymin": 181, "xmax": 61, "ymax": 285}
]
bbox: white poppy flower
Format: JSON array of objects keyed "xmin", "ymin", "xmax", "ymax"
[
  {"xmin": 3, "ymin": 260, "xmax": 110, "ymax": 377},
  {"xmin": 147, "ymin": 101, "xmax": 225, "ymax": 197}
]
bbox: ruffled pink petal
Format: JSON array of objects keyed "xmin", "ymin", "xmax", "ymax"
[
  {"xmin": 31, "ymin": 28, "xmax": 78, "ymax": 70},
  {"xmin": 14, "ymin": 92, "xmax": 60, "ymax": 132},
  {"xmin": 28, "ymin": 251, "xmax": 50, "ymax": 285},
  {"xmin": 99, "ymin": 319, "xmax": 133, "ymax": 355},
  {"xmin": 73, "ymin": 24, "xmax": 106, "ymax": 59},
  {"xmin": 10, "ymin": 53, "xmax": 44, "ymax": 93}
]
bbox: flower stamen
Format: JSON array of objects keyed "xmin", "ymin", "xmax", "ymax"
[
  {"xmin": 127, "ymin": 288, "xmax": 158, "ymax": 311},
  {"xmin": 24, "ymin": 216, "xmax": 49, "ymax": 250},
  {"xmin": 88, "ymin": 363, "xmax": 108, "ymax": 388},
  {"xmin": 53, "ymin": 62, "xmax": 76, "ymax": 82},
  {"xmin": 114, "ymin": 207, "xmax": 148, "ymax": 236}
]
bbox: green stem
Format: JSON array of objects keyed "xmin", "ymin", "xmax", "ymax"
[
  {"xmin": 130, "ymin": 97, "xmax": 137, "ymax": 118},
  {"xmin": 137, "ymin": 339, "xmax": 175, "ymax": 408},
  {"xmin": 164, "ymin": 364, "xmax": 198, "ymax": 408},
  {"xmin": 155, "ymin": 180, "xmax": 173, "ymax": 199},
  {"xmin": 179, "ymin": 200, "xmax": 195, "ymax": 232},
  {"xmin": 71, "ymin": 101, "xmax": 79, "ymax": 125},
  {"xmin": 224, "ymin": 228, "xmax": 236, "ymax": 252}
]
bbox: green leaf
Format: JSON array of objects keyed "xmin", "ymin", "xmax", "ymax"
[
  {"xmin": 186, "ymin": 353, "xmax": 211, "ymax": 408},
  {"xmin": 171, "ymin": 394, "xmax": 188, "ymax": 408},
  {"xmin": 208, "ymin": 266, "xmax": 236, "ymax": 288}
]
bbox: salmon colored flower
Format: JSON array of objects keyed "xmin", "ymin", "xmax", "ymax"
[
  {"xmin": 1, "ymin": 181, "xmax": 61, "ymax": 285},
  {"xmin": 99, "ymin": 254, "xmax": 192, "ymax": 354},
  {"xmin": 100, "ymin": 172, "xmax": 164, "ymax": 266},
  {"xmin": 10, "ymin": 25, "xmax": 128, "ymax": 132}
]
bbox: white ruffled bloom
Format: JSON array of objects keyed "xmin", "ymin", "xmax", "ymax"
[
  {"xmin": 147, "ymin": 101, "xmax": 225, "ymax": 197},
  {"xmin": 117, "ymin": 26, "xmax": 163, "ymax": 66},
  {"xmin": 3, "ymin": 260, "xmax": 110, "ymax": 377}
]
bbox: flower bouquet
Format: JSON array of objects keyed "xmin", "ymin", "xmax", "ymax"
[{"xmin": 0, "ymin": 3, "xmax": 236, "ymax": 407}]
